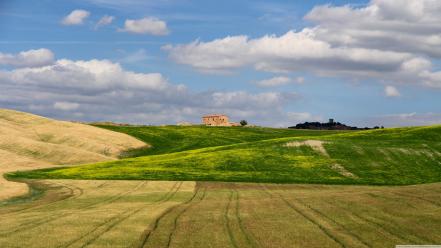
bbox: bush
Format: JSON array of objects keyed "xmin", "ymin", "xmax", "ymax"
[{"xmin": 240, "ymin": 120, "xmax": 248, "ymax": 126}]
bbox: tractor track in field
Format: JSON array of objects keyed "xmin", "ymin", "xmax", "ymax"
[
  {"xmin": 248, "ymin": 162, "xmax": 350, "ymax": 247},
  {"xmin": 165, "ymin": 185, "xmax": 207, "ymax": 248},
  {"xmin": 365, "ymin": 192, "xmax": 419, "ymax": 209},
  {"xmin": 0, "ymin": 181, "xmax": 146, "ymax": 237},
  {"xmin": 0, "ymin": 181, "xmax": 89, "ymax": 218},
  {"xmin": 364, "ymin": 192, "xmax": 439, "ymax": 244},
  {"xmin": 61, "ymin": 181, "xmax": 182, "ymax": 248},
  {"xmin": 259, "ymin": 184, "xmax": 348, "ymax": 248},
  {"xmin": 295, "ymin": 197, "xmax": 372, "ymax": 248},
  {"xmin": 10, "ymin": 181, "xmax": 106, "ymax": 214},
  {"xmin": 232, "ymin": 188, "xmax": 260, "ymax": 248},
  {"xmin": 330, "ymin": 199, "xmax": 432, "ymax": 245},
  {"xmin": 391, "ymin": 192, "xmax": 441, "ymax": 208},
  {"xmin": 0, "ymin": 181, "xmax": 78, "ymax": 216},
  {"xmin": 223, "ymin": 187, "xmax": 258, "ymax": 248},
  {"xmin": 0, "ymin": 182, "xmax": 85, "ymax": 235},
  {"xmin": 136, "ymin": 182, "xmax": 201, "ymax": 248},
  {"xmin": 224, "ymin": 189, "xmax": 239, "ymax": 248}
]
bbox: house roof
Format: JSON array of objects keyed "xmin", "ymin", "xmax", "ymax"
[{"xmin": 202, "ymin": 114, "xmax": 228, "ymax": 118}]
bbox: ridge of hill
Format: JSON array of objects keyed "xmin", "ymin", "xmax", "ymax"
[
  {"xmin": 11, "ymin": 124, "xmax": 441, "ymax": 185},
  {"xmin": 0, "ymin": 108, "xmax": 146, "ymax": 200}
]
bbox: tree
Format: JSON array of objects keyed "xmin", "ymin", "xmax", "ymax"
[{"xmin": 240, "ymin": 120, "xmax": 248, "ymax": 126}]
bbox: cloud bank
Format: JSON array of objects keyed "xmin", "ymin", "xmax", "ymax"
[
  {"xmin": 164, "ymin": 0, "xmax": 441, "ymax": 88},
  {"xmin": 0, "ymin": 49, "xmax": 54, "ymax": 68},
  {"xmin": 0, "ymin": 48, "xmax": 307, "ymax": 126}
]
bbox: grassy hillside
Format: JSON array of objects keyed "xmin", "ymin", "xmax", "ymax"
[
  {"xmin": 93, "ymin": 125, "xmax": 344, "ymax": 157},
  {"xmin": 9, "ymin": 125, "xmax": 441, "ymax": 185}
]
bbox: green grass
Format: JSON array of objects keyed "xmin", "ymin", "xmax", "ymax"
[
  {"xmin": 93, "ymin": 125, "xmax": 345, "ymax": 157},
  {"xmin": 8, "ymin": 125, "xmax": 441, "ymax": 185}
]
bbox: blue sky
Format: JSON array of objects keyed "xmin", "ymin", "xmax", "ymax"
[{"xmin": 1, "ymin": 0, "xmax": 440, "ymax": 127}]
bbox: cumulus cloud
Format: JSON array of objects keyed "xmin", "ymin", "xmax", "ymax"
[
  {"xmin": 255, "ymin": 76, "xmax": 304, "ymax": 87},
  {"xmin": 53, "ymin": 101, "xmax": 80, "ymax": 111},
  {"xmin": 384, "ymin": 85, "xmax": 401, "ymax": 97},
  {"xmin": 1, "ymin": 58, "xmax": 170, "ymax": 92},
  {"xmin": 0, "ymin": 48, "xmax": 305, "ymax": 127},
  {"xmin": 305, "ymin": 1, "xmax": 441, "ymax": 58},
  {"xmin": 95, "ymin": 15, "xmax": 114, "ymax": 29},
  {"xmin": 256, "ymin": 76, "xmax": 291, "ymax": 87},
  {"xmin": 0, "ymin": 48, "xmax": 54, "ymax": 68},
  {"xmin": 61, "ymin": 9, "xmax": 90, "ymax": 25},
  {"xmin": 120, "ymin": 17, "xmax": 169, "ymax": 35},
  {"xmin": 165, "ymin": 0, "xmax": 441, "ymax": 88},
  {"xmin": 165, "ymin": 30, "xmax": 423, "ymax": 77}
]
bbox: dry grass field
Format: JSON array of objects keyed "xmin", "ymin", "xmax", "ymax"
[
  {"xmin": 0, "ymin": 108, "xmax": 146, "ymax": 201},
  {"xmin": 2, "ymin": 109, "xmax": 440, "ymax": 247},
  {"xmin": 1, "ymin": 179, "xmax": 440, "ymax": 248}
]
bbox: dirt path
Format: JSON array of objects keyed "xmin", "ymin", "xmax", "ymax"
[{"xmin": 285, "ymin": 140, "xmax": 358, "ymax": 178}]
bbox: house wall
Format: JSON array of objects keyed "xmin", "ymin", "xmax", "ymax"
[{"xmin": 202, "ymin": 115, "xmax": 229, "ymax": 126}]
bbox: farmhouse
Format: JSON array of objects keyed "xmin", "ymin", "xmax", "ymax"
[{"xmin": 202, "ymin": 114, "xmax": 240, "ymax": 126}]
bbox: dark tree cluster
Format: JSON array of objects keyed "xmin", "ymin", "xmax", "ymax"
[{"xmin": 289, "ymin": 120, "xmax": 383, "ymax": 130}]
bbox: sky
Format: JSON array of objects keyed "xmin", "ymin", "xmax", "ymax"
[{"xmin": 1, "ymin": 0, "xmax": 440, "ymax": 127}]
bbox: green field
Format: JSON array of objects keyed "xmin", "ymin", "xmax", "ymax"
[
  {"xmin": 3, "ymin": 124, "xmax": 441, "ymax": 247},
  {"xmin": 9, "ymin": 125, "xmax": 441, "ymax": 185}
]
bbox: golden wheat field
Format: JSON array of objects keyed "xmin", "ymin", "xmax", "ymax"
[
  {"xmin": 0, "ymin": 108, "xmax": 146, "ymax": 201},
  {"xmin": 1, "ymin": 179, "xmax": 440, "ymax": 248}
]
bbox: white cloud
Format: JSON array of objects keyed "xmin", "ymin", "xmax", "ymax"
[
  {"xmin": 61, "ymin": 9, "xmax": 90, "ymax": 26},
  {"xmin": 165, "ymin": 1, "xmax": 441, "ymax": 88},
  {"xmin": 420, "ymin": 71, "xmax": 441, "ymax": 88},
  {"xmin": 163, "ymin": 36, "xmax": 249, "ymax": 73},
  {"xmin": 164, "ymin": 30, "xmax": 415, "ymax": 76},
  {"xmin": 210, "ymin": 91, "xmax": 297, "ymax": 109},
  {"xmin": 95, "ymin": 15, "xmax": 114, "ymax": 29},
  {"xmin": 2, "ymin": 58, "xmax": 169, "ymax": 92},
  {"xmin": 364, "ymin": 112, "xmax": 441, "ymax": 127},
  {"xmin": 53, "ymin": 101, "xmax": 80, "ymax": 111},
  {"xmin": 0, "ymin": 48, "xmax": 304, "ymax": 127},
  {"xmin": 120, "ymin": 17, "xmax": 169, "ymax": 35},
  {"xmin": 256, "ymin": 76, "xmax": 291, "ymax": 87},
  {"xmin": 384, "ymin": 85, "xmax": 401, "ymax": 97},
  {"xmin": 0, "ymin": 48, "xmax": 54, "ymax": 68},
  {"xmin": 304, "ymin": 1, "xmax": 441, "ymax": 58}
]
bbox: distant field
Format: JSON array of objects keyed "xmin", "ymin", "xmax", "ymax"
[
  {"xmin": 93, "ymin": 124, "xmax": 346, "ymax": 157},
  {"xmin": 10, "ymin": 125, "xmax": 441, "ymax": 185},
  {"xmin": 1, "ymin": 180, "xmax": 440, "ymax": 247}
]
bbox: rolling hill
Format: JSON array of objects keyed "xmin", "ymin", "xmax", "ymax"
[
  {"xmin": 10, "ymin": 124, "xmax": 441, "ymax": 185},
  {"xmin": 0, "ymin": 108, "xmax": 146, "ymax": 200}
]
